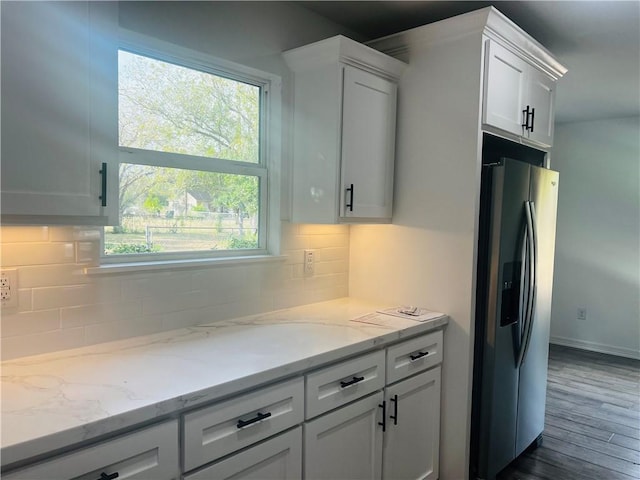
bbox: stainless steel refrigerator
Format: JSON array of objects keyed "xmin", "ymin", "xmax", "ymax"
[{"xmin": 470, "ymin": 156, "xmax": 559, "ymax": 480}]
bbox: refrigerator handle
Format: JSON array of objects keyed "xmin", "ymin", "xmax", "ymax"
[
  {"xmin": 515, "ymin": 219, "xmax": 529, "ymax": 364},
  {"xmin": 518, "ymin": 201, "xmax": 537, "ymax": 367}
]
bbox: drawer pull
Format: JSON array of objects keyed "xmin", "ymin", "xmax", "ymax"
[
  {"xmin": 390, "ymin": 394, "xmax": 398, "ymax": 425},
  {"xmin": 340, "ymin": 375, "xmax": 365, "ymax": 388},
  {"xmin": 409, "ymin": 351, "xmax": 429, "ymax": 361},
  {"xmin": 98, "ymin": 473, "xmax": 119, "ymax": 480},
  {"xmin": 237, "ymin": 411, "xmax": 272, "ymax": 429},
  {"xmin": 378, "ymin": 401, "xmax": 386, "ymax": 432}
]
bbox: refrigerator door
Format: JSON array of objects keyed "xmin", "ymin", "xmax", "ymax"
[
  {"xmin": 515, "ymin": 165, "xmax": 559, "ymax": 455},
  {"xmin": 476, "ymin": 159, "xmax": 531, "ymax": 479}
]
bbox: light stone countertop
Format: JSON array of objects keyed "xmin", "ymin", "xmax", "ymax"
[{"xmin": 0, "ymin": 297, "xmax": 448, "ymax": 469}]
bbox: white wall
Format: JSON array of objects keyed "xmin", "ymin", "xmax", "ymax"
[{"xmin": 550, "ymin": 116, "xmax": 640, "ymax": 359}]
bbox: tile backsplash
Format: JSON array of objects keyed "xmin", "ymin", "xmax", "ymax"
[{"xmin": 0, "ymin": 222, "xmax": 349, "ymax": 360}]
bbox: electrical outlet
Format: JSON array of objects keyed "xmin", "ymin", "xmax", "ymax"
[
  {"xmin": 0, "ymin": 269, "xmax": 18, "ymax": 308},
  {"xmin": 304, "ymin": 250, "xmax": 315, "ymax": 276},
  {"xmin": 577, "ymin": 307, "xmax": 587, "ymax": 321}
]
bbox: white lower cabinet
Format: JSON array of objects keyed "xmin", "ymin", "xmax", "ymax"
[
  {"xmin": 2, "ymin": 330, "xmax": 444, "ymax": 480},
  {"xmin": 304, "ymin": 392, "xmax": 384, "ymax": 480},
  {"xmin": 382, "ymin": 367, "xmax": 442, "ymax": 480},
  {"xmin": 183, "ymin": 428, "xmax": 302, "ymax": 480},
  {"xmin": 3, "ymin": 420, "xmax": 179, "ymax": 480},
  {"xmin": 304, "ymin": 331, "xmax": 444, "ymax": 480}
]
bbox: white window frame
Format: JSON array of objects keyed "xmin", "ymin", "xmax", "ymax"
[{"xmin": 102, "ymin": 30, "xmax": 281, "ymax": 266}]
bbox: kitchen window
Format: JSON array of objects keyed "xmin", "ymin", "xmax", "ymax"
[{"xmin": 103, "ymin": 40, "xmax": 281, "ymax": 264}]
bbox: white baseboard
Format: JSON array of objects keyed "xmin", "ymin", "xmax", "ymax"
[{"xmin": 550, "ymin": 336, "xmax": 640, "ymax": 360}]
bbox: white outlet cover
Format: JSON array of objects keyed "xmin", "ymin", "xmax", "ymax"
[{"xmin": 0, "ymin": 269, "xmax": 18, "ymax": 308}]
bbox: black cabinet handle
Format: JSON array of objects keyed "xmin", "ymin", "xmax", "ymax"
[
  {"xmin": 522, "ymin": 106, "xmax": 530, "ymax": 130},
  {"xmin": 378, "ymin": 401, "xmax": 386, "ymax": 432},
  {"xmin": 345, "ymin": 183, "xmax": 354, "ymax": 212},
  {"xmin": 99, "ymin": 162, "xmax": 107, "ymax": 207},
  {"xmin": 340, "ymin": 375, "xmax": 364, "ymax": 388},
  {"xmin": 410, "ymin": 351, "xmax": 429, "ymax": 361},
  {"xmin": 390, "ymin": 394, "xmax": 398, "ymax": 425},
  {"xmin": 98, "ymin": 472, "xmax": 119, "ymax": 480},
  {"xmin": 237, "ymin": 411, "xmax": 271, "ymax": 429},
  {"xmin": 529, "ymin": 107, "xmax": 535, "ymax": 132}
]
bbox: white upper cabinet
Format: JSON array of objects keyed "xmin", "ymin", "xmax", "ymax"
[
  {"xmin": 340, "ymin": 66, "xmax": 397, "ymax": 220},
  {"xmin": 284, "ymin": 36, "xmax": 406, "ymax": 224},
  {"xmin": 483, "ymin": 40, "xmax": 557, "ymax": 147},
  {"xmin": 526, "ymin": 67, "xmax": 556, "ymax": 146},
  {"xmin": 1, "ymin": 1, "xmax": 119, "ymax": 225}
]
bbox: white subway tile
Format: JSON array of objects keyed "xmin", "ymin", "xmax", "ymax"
[
  {"xmin": 0, "ymin": 227, "xmax": 49, "ymax": 243},
  {"xmin": 121, "ymin": 272, "xmax": 193, "ymax": 300},
  {"xmin": 83, "ymin": 322, "xmax": 122, "ymax": 346},
  {"xmin": 307, "ymin": 285, "xmax": 348, "ymax": 304},
  {"xmin": 118, "ymin": 317, "xmax": 163, "ymax": 339},
  {"xmin": 297, "ymin": 224, "xmax": 349, "ymax": 235},
  {"xmin": 283, "ymin": 250, "xmax": 304, "ymax": 265},
  {"xmin": 60, "ymin": 301, "xmax": 142, "ymax": 328},
  {"xmin": 0, "ymin": 309, "xmax": 60, "ymax": 337},
  {"xmin": 308, "ymin": 234, "xmax": 349, "ymax": 249},
  {"xmin": 317, "ymin": 247, "xmax": 349, "ymax": 262},
  {"xmin": 292, "ymin": 264, "xmax": 305, "ymax": 279},
  {"xmin": 49, "ymin": 226, "xmax": 101, "ymax": 242},
  {"xmin": 1, "ymin": 327, "xmax": 84, "ymax": 361},
  {"xmin": 76, "ymin": 241, "xmax": 100, "ymax": 265},
  {"xmin": 206, "ymin": 297, "xmax": 274, "ymax": 322},
  {"xmin": 280, "ymin": 233, "xmax": 307, "ymax": 251},
  {"xmin": 192, "ymin": 266, "xmax": 245, "ymax": 289},
  {"xmin": 304, "ymin": 273, "xmax": 348, "ymax": 291},
  {"xmin": 1, "ymin": 243, "xmax": 76, "ymax": 267},
  {"xmin": 33, "ymin": 284, "xmax": 108, "ymax": 310},
  {"xmin": 315, "ymin": 260, "xmax": 348, "ymax": 275},
  {"xmin": 142, "ymin": 290, "xmax": 208, "ymax": 316},
  {"xmin": 17, "ymin": 289, "xmax": 33, "ymax": 312},
  {"xmin": 18, "ymin": 264, "xmax": 90, "ymax": 288}
]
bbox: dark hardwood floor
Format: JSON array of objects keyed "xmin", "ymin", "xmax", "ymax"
[{"xmin": 497, "ymin": 344, "xmax": 640, "ymax": 480}]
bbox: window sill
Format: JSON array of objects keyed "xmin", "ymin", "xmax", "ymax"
[{"xmin": 85, "ymin": 254, "xmax": 286, "ymax": 275}]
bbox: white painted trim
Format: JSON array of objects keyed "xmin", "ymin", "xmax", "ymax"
[
  {"xmin": 85, "ymin": 254, "xmax": 286, "ymax": 275},
  {"xmin": 367, "ymin": 6, "xmax": 566, "ymax": 80},
  {"xmin": 106, "ymin": 28, "xmax": 283, "ymax": 259},
  {"xmin": 283, "ymin": 35, "xmax": 407, "ymax": 80},
  {"xmin": 550, "ymin": 336, "xmax": 640, "ymax": 360}
]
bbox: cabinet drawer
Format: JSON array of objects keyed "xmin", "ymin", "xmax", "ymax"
[
  {"xmin": 184, "ymin": 427, "xmax": 302, "ymax": 480},
  {"xmin": 183, "ymin": 377, "xmax": 304, "ymax": 472},
  {"xmin": 3, "ymin": 420, "xmax": 179, "ymax": 480},
  {"xmin": 306, "ymin": 349, "xmax": 385, "ymax": 419},
  {"xmin": 386, "ymin": 330, "xmax": 443, "ymax": 384}
]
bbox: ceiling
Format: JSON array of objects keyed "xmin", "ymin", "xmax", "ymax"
[{"xmin": 298, "ymin": 1, "xmax": 640, "ymax": 124}]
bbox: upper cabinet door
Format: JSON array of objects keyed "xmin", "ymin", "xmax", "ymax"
[
  {"xmin": 340, "ymin": 66, "xmax": 397, "ymax": 220},
  {"xmin": 1, "ymin": 1, "xmax": 118, "ymax": 225},
  {"xmin": 483, "ymin": 41, "xmax": 528, "ymax": 137},
  {"xmin": 284, "ymin": 35, "xmax": 406, "ymax": 224},
  {"xmin": 526, "ymin": 68, "xmax": 556, "ymax": 147},
  {"xmin": 483, "ymin": 40, "xmax": 557, "ymax": 148}
]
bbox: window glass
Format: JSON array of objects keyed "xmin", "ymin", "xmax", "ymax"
[
  {"xmin": 106, "ymin": 48, "xmax": 268, "ymax": 259},
  {"xmin": 105, "ymin": 164, "xmax": 260, "ymax": 255},
  {"xmin": 118, "ymin": 50, "xmax": 260, "ymax": 163}
]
